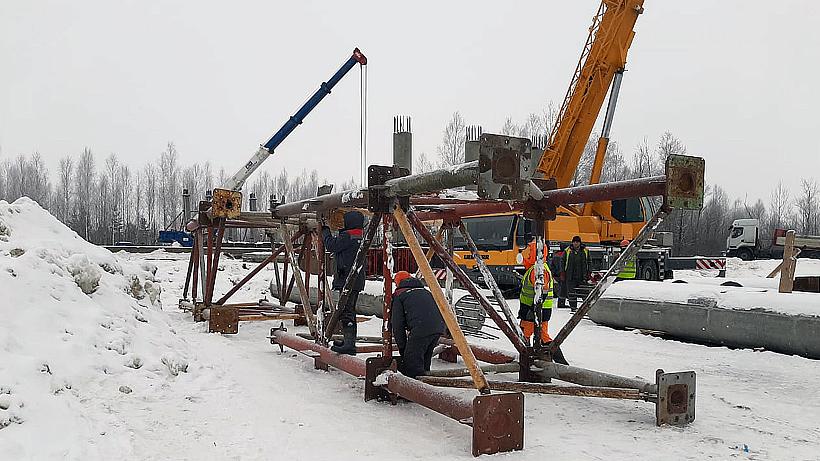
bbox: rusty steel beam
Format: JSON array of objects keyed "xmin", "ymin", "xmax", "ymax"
[
  {"xmin": 437, "ymin": 338, "xmax": 517, "ymax": 365},
  {"xmin": 271, "ymin": 328, "xmax": 367, "ymax": 377},
  {"xmin": 539, "ymin": 175, "xmax": 666, "ymax": 206},
  {"xmin": 383, "ymin": 371, "xmax": 474, "ymax": 422},
  {"xmin": 536, "ymin": 360, "xmax": 655, "ymax": 393},
  {"xmin": 419, "ymin": 376, "xmax": 651, "ymax": 401},
  {"xmin": 423, "ymin": 363, "xmax": 521, "ymax": 378}
]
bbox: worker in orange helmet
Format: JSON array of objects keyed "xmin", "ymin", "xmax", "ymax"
[
  {"xmin": 517, "ymin": 238, "xmax": 554, "ymax": 345},
  {"xmin": 616, "ymin": 239, "xmax": 637, "ymax": 280}
]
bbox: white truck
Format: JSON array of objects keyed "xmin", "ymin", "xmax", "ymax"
[{"xmin": 727, "ymin": 218, "xmax": 820, "ymax": 260}]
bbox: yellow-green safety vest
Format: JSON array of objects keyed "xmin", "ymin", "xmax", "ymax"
[
  {"xmin": 520, "ymin": 264, "xmax": 554, "ymax": 309},
  {"xmin": 617, "ymin": 257, "xmax": 637, "ymax": 279}
]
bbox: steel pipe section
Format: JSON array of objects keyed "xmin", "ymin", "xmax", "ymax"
[
  {"xmin": 384, "ymin": 371, "xmax": 475, "ymax": 422},
  {"xmin": 437, "ymin": 338, "xmax": 518, "ymax": 364},
  {"xmin": 271, "ymin": 328, "xmax": 366, "ymax": 377},
  {"xmin": 536, "ymin": 361, "xmax": 655, "ymax": 393},
  {"xmin": 538, "ymin": 175, "xmax": 666, "ymax": 206}
]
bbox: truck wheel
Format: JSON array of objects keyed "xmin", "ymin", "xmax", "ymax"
[
  {"xmin": 737, "ymin": 248, "xmax": 754, "ymax": 261},
  {"xmin": 640, "ymin": 261, "xmax": 659, "ymax": 281}
]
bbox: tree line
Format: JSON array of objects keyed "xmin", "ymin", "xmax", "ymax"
[
  {"xmin": 1, "ymin": 114, "xmax": 817, "ymax": 254},
  {"xmin": 0, "ymin": 143, "xmax": 345, "ymax": 245}
]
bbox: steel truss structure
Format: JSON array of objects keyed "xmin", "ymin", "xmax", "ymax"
[{"xmin": 179, "ymin": 141, "xmax": 704, "ymax": 456}]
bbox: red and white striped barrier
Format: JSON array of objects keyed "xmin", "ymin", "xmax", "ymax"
[{"xmin": 695, "ymin": 258, "xmax": 726, "ymax": 270}]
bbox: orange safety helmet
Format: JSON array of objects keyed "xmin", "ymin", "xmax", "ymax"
[
  {"xmin": 394, "ymin": 270, "xmax": 412, "ymax": 286},
  {"xmin": 620, "ymin": 239, "xmax": 630, "ymax": 248}
]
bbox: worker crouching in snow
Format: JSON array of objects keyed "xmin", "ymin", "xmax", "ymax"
[
  {"xmin": 322, "ymin": 210, "xmax": 366, "ymax": 355},
  {"xmin": 390, "ymin": 271, "xmax": 446, "ymax": 378}
]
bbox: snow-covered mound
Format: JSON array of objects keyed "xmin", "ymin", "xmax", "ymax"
[{"xmin": 0, "ymin": 198, "xmax": 190, "ymax": 458}]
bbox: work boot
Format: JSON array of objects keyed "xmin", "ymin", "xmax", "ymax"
[
  {"xmin": 330, "ymin": 324, "xmax": 357, "ymax": 355},
  {"xmin": 539, "ymin": 321, "xmax": 552, "ymax": 343},
  {"xmin": 519, "ymin": 320, "xmax": 535, "ymax": 340}
]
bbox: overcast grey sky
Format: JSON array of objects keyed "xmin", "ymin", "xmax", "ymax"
[{"xmin": 2, "ymin": 1, "xmax": 818, "ymax": 201}]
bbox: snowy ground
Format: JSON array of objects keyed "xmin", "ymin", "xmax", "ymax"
[{"xmin": 2, "ymin": 199, "xmax": 819, "ymax": 460}]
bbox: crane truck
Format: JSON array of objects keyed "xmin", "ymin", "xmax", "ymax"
[{"xmin": 727, "ymin": 219, "xmax": 820, "ymax": 260}]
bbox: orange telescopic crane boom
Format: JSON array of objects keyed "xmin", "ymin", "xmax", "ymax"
[{"xmin": 536, "ymin": 0, "xmax": 644, "ymax": 192}]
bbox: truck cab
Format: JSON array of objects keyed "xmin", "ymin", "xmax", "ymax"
[{"xmin": 726, "ymin": 218, "xmax": 759, "ymax": 260}]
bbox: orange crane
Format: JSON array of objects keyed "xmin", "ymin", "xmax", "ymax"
[
  {"xmin": 453, "ymin": 0, "xmax": 660, "ymax": 287},
  {"xmin": 538, "ymin": 0, "xmax": 644, "ymax": 190}
]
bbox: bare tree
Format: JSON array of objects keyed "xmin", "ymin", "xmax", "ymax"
[
  {"xmin": 57, "ymin": 156, "xmax": 73, "ymax": 222},
  {"xmin": 768, "ymin": 180, "xmax": 791, "ymax": 232},
  {"xmin": 795, "ymin": 178, "xmax": 819, "ymax": 235},
  {"xmin": 143, "ymin": 163, "xmax": 158, "ymax": 235},
  {"xmin": 570, "ymin": 136, "xmax": 597, "ymax": 187},
  {"xmin": 600, "ymin": 141, "xmax": 630, "ymax": 183},
  {"xmin": 631, "ymin": 138, "xmax": 653, "ymax": 179},
  {"xmin": 158, "ymin": 142, "xmax": 180, "ymax": 229},
  {"xmin": 75, "ymin": 148, "xmax": 96, "ymax": 240},
  {"xmin": 436, "ymin": 111, "xmax": 466, "ymax": 168},
  {"xmin": 414, "ymin": 152, "xmax": 435, "ymax": 174},
  {"xmin": 500, "ymin": 117, "xmax": 517, "ymax": 136}
]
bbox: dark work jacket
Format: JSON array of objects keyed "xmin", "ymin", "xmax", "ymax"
[
  {"xmin": 550, "ymin": 250, "xmax": 565, "ymax": 280},
  {"xmin": 390, "ymin": 277, "xmax": 446, "ymax": 351},
  {"xmin": 564, "ymin": 244, "xmax": 589, "ymax": 282},
  {"xmin": 323, "ymin": 227, "xmax": 366, "ymax": 291}
]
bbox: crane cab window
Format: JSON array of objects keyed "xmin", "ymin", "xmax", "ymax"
[
  {"xmin": 611, "ymin": 198, "xmax": 645, "ymax": 223},
  {"xmin": 515, "ymin": 217, "xmax": 534, "ymax": 248},
  {"xmin": 454, "ymin": 216, "xmax": 516, "ymax": 251}
]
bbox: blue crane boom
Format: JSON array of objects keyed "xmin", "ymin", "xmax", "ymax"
[{"xmin": 222, "ymin": 48, "xmax": 367, "ymax": 191}]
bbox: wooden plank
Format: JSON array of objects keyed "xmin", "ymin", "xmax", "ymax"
[
  {"xmin": 281, "ymin": 226, "xmax": 318, "ymax": 336},
  {"xmin": 393, "ymin": 207, "xmax": 490, "ymax": 394},
  {"xmin": 779, "ymin": 230, "xmax": 797, "ymax": 293},
  {"xmin": 767, "ymin": 247, "xmax": 802, "ymax": 278}
]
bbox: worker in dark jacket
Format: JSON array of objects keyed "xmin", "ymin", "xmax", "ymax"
[
  {"xmin": 550, "ymin": 244, "xmax": 567, "ymax": 308},
  {"xmin": 390, "ymin": 271, "xmax": 446, "ymax": 378},
  {"xmin": 322, "ymin": 210, "xmax": 366, "ymax": 354},
  {"xmin": 563, "ymin": 235, "xmax": 590, "ymax": 312}
]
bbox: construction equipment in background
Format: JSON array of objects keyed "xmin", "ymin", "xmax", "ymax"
[
  {"xmin": 445, "ymin": 0, "xmax": 722, "ymax": 290},
  {"xmin": 219, "ymin": 48, "xmax": 367, "ymax": 195},
  {"xmin": 727, "ymin": 218, "xmax": 820, "ymax": 261}
]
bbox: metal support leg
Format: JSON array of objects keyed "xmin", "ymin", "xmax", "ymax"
[
  {"xmin": 549, "ymin": 208, "xmax": 669, "ymax": 353},
  {"xmin": 281, "ymin": 225, "xmax": 318, "ymax": 337}
]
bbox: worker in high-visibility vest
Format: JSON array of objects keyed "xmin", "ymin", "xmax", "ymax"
[
  {"xmin": 518, "ymin": 259, "xmax": 554, "ymax": 344},
  {"xmin": 616, "ymin": 239, "xmax": 637, "ymax": 280}
]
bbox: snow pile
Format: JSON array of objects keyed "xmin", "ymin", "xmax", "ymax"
[{"xmin": 0, "ymin": 198, "xmax": 189, "ymax": 458}]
